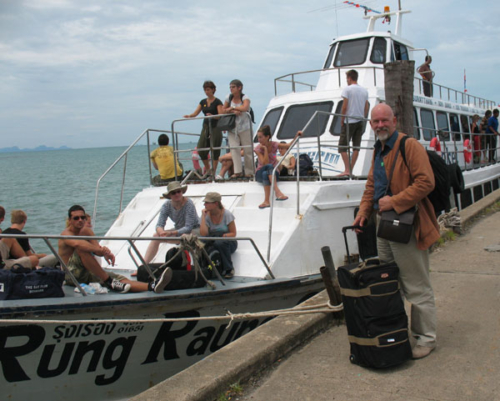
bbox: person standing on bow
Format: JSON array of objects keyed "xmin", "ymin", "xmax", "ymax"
[
  {"xmin": 222, "ymin": 79, "xmax": 254, "ymax": 179},
  {"xmin": 353, "ymin": 103, "xmax": 440, "ymax": 360},
  {"xmin": 143, "ymin": 182, "xmax": 200, "ymax": 264},
  {"xmin": 184, "ymin": 81, "xmax": 223, "ymax": 177},
  {"xmin": 200, "ymin": 192, "xmax": 237, "ymax": 279},
  {"xmin": 254, "ymin": 125, "xmax": 289, "ymax": 209},
  {"xmin": 338, "ymin": 69, "xmax": 369, "ymax": 177}
]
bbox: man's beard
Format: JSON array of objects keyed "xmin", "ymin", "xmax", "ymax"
[{"xmin": 376, "ymin": 129, "xmax": 390, "ymax": 142}]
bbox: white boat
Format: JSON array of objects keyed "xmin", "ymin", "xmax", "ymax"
[{"xmin": 1, "ymin": 7, "xmax": 499, "ymax": 401}]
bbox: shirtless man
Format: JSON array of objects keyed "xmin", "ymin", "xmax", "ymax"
[
  {"xmin": 417, "ymin": 55, "xmax": 433, "ymax": 97},
  {"xmin": 59, "ymin": 205, "xmax": 142, "ymax": 293}
]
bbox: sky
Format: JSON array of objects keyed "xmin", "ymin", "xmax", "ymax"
[{"xmin": 1, "ymin": 0, "xmax": 499, "ymax": 149}]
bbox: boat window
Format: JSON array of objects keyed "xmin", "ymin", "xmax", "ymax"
[
  {"xmin": 323, "ymin": 43, "xmax": 337, "ymax": 69},
  {"xmin": 450, "ymin": 113, "xmax": 461, "ymax": 142},
  {"xmin": 277, "ymin": 102, "xmax": 333, "ymax": 139},
  {"xmin": 391, "ymin": 41, "xmax": 409, "ymax": 61},
  {"xmin": 334, "ymin": 39, "xmax": 369, "ymax": 67},
  {"xmin": 259, "ymin": 107, "xmax": 284, "ymax": 139},
  {"xmin": 330, "ymin": 101, "xmax": 370, "ymax": 135},
  {"xmin": 436, "ymin": 112, "xmax": 449, "ymax": 139},
  {"xmin": 370, "ymin": 38, "xmax": 386, "ymax": 64},
  {"xmin": 413, "ymin": 108, "xmax": 420, "ymax": 139},
  {"xmin": 420, "ymin": 109, "xmax": 435, "ymax": 141},
  {"xmin": 460, "ymin": 115, "xmax": 471, "ymax": 140}
]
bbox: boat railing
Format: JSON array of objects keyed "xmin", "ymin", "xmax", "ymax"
[
  {"xmin": 415, "ymin": 125, "xmax": 499, "ymax": 171},
  {"xmin": 274, "ymin": 66, "xmax": 383, "ymax": 96},
  {"xmin": 0, "ymin": 232, "xmax": 274, "ymax": 297},
  {"xmin": 413, "ymin": 76, "xmax": 495, "ymax": 109},
  {"xmin": 92, "ymin": 128, "xmax": 199, "ymax": 228},
  {"xmin": 267, "ymin": 110, "xmax": 372, "ymax": 261},
  {"xmin": 171, "ymin": 112, "xmax": 256, "ymax": 181},
  {"xmin": 274, "ymin": 66, "xmax": 495, "ymax": 110}
]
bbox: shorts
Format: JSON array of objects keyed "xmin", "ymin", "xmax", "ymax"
[
  {"xmin": 339, "ymin": 121, "xmax": 365, "ymax": 150},
  {"xmin": 65, "ymin": 252, "xmax": 126, "ymax": 286},
  {"xmin": 0, "ymin": 241, "xmax": 33, "ymax": 270},
  {"xmin": 197, "ymin": 124, "xmax": 223, "ymax": 161}
]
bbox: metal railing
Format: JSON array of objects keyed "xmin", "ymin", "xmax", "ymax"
[
  {"xmin": 0, "ymin": 232, "xmax": 275, "ymax": 297},
  {"xmin": 171, "ymin": 112, "xmax": 256, "ymax": 180},
  {"xmin": 274, "ymin": 65, "xmax": 495, "ymax": 110}
]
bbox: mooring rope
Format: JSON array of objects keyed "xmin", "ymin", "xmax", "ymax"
[{"xmin": 0, "ymin": 301, "xmax": 343, "ymax": 326}]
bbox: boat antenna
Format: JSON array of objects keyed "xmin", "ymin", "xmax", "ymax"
[
  {"xmin": 343, "ymin": 1, "xmax": 381, "ymax": 16},
  {"xmin": 464, "ymin": 69, "xmax": 467, "ymax": 93}
]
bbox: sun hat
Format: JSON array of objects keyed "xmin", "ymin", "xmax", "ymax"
[
  {"xmin": 203, "ymin": 192, "xmax": 221, "ymax": 203},
  {"xmin": 163, "ymin": 181, "xmax": 188, "ymax": 199}
]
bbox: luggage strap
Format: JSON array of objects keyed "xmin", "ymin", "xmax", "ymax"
[
  {"xmin": 348, "ymin": 329, "xmax": 409, "ymax": 347},
  {"xmin": 340, "ymin": 280, "xmax": 400, "ymax": 298}
]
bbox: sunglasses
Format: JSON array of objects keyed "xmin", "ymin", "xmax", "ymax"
[
  {"xmin": 72, "ymin": 215, "xmax": 87, "ymax": 221},
  {"xmin": 170, "ymin": 189, "xmax": 183, "ymax": 195}
]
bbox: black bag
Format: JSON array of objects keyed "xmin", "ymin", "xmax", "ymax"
[
  {"xmin": 338, "ymin": 226, "xmax": 412, "ymax": 368},
  {"xmin": 399, "ymin": 136, "xmax": 454, "ymax": 215},
  {"xmin": 376, "ymin": 143, "xmax": 416, "ymax": 244},
  {"xmin": 217, "ymin": 115, "xmax": 236, "ymax": 131},
  {"xmin": 377, "ymin": 207, "xmax": 416, "ymax": 244},
  {"xmin": 0, "ymin": 266, "xmax": 65, "ymax": 300}
]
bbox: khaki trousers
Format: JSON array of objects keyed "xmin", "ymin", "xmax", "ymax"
[
  {"xmin": 228, "ymin": 128, "xmax": 254, "ymax": 175},
  {"xmin": 376, "ymin": 216, "xmax": 437, "ymax": 347}
]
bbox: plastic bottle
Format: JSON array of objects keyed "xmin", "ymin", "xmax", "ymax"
[{"xmin": 78, "ymin": 283, "xmax": 96, "ymax": 295}]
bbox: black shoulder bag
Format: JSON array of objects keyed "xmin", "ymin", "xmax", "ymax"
[{"xmin": 377, "ymin": 145, "xmax": 417, "ymax": 244}]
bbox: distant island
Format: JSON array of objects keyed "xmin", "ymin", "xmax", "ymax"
[{"xmin": 0, "ymin": 145, "xmax": 72, "ymax": 153}]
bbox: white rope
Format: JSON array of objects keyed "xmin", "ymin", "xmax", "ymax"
[{"xmin": 0, "ymin": 301, "xmax": 344, "ymax": 325}]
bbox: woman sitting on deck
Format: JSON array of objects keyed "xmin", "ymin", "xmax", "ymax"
[
  {"xmin": 200, "ymin": 192, "xmax": 237, "ymax": 279},
  {"xmin": 143, "ymin": 181, "xmax": 200, "ymax": 264},
  {"xmin": 254, "ymin": 125, "xmax": 291, "ymax": 209}
]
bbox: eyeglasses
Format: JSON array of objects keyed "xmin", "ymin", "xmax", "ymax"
[
  {"xmin": 170, "ymin": 190, "xmax": 183, "ymax": 195},
  {"xmin": 72, "ymin": 215, "xmax": 87, "ymax": 221}
]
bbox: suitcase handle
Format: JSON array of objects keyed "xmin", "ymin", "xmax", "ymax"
[{"xmin": 342, "ymin": 225, "xmax": 365, "ymax": 263}]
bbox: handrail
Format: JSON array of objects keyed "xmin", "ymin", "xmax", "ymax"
[
  {"xmin": 0, "ymin": 233, "xmax": 276, "ymax": 295},
  {"xmin": 171, "ymin": 112, "xmax": 255, "ymax": 180},
  {"xmin": 274, "ymin": 65, "xmax": 495, "ymax": 109}
]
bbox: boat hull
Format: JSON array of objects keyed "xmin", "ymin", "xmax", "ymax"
[{"xmin": 0, "ymin": 276, "xmax": 323, "ymax": 401}]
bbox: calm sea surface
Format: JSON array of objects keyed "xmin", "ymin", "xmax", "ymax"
[{"xmin": 0, "ymin": 143, "xmax": 197, "ymax": 253}]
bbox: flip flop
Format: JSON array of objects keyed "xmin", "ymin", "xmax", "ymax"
[
  {"xmin": 230, "ymin": 173, "xmax": 243, "ymax": 180},
  {"xmin": 259, "ymin": 203, "xmax": 270, "ymax": 209},
  {"xmin": 275, "ymin": 196, "xmax": 289, "ymax": 201}
]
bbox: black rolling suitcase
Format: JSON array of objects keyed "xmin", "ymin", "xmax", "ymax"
[{"xmin": 337, "ymin": 225, "xmax": 412, "ymax": 368}]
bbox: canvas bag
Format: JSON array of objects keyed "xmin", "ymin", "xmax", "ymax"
[
  {"xmin": 0, "ymin": 266, "xmax": 65, "ymax": 300},
  {"xmin": 377, "ymin": 144, "xmax": 416, "ymax": 244}
]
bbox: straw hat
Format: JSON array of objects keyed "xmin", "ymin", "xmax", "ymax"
[
  {"xmin": 163, "ymin": 181, "xmax": 188, "ymax": 199},
  {"xmin": 203, "ymin": 192, "xmax": 221, "ymax": 203}
]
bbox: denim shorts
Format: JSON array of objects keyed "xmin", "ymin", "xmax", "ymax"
[{"xmin": 256, "ymin": 164, "xmax": 279, "ymax": 186}]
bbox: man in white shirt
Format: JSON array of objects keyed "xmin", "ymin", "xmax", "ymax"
[{"xmin": 338, "ymin": 69, "xmax": 369, "ymax": 176}]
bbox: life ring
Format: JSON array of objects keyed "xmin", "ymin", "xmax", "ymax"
[
  {"xmin": 429, "ymin": 137, "xmax": 442, "ymax": 156},
  {"xmin": 463, "ymin": 139, "xmax": 472, "ymax": 163}
]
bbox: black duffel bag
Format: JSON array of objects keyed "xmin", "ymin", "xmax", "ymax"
[{"xmin": 0, "ymin": 266, "xmax": 65, "ymax": 300}]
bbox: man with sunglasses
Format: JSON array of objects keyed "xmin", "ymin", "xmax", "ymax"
[{"xmin": 58, "ymin": 205, "xmax": 133, "ymax": 293}]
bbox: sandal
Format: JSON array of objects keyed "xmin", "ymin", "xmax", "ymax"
[
  {"xmin": 276, "ymin": 196, "xmax": 288, "ymax": 201},
  {"xmin": 259, "ymin": 203, "xmax": 270, "ymax": 209},
  {"xmin": 230, "ymin": 173, "xmax": 243, "ymax": 179}
]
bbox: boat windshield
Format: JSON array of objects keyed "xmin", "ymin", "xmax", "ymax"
[
  {"xmin": 277, "ymin": 102, "xmax": 333, "ymax": 139},
  {"xmin": 334, "ymin": 38, "xmax": 370, "ymax": 67}
]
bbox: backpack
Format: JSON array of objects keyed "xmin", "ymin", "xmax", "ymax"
[
  {"xmin": 295, "ymin": 153, "xmax": 315, "ymax": 176},
  {"xmin": 228, "ymin": 93, "xmax": 255, "ymax": 124},
  {"xmin": 399, "ymin": 136, "xmax": 451, "ymax": 216}
]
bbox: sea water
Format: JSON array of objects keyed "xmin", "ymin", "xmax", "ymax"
[{"xmin": 0, "ymin": 143, "xmax": 197, "ymax": 253}]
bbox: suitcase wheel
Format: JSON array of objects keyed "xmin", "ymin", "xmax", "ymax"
[{"xmin": 349, "ymin": 354, "xmax": 356, "ymax": 364}]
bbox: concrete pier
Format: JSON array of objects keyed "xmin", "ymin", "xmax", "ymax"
[{"xmin": 131, "ymin": 190, "xmax": 500, "ymax": 401}]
